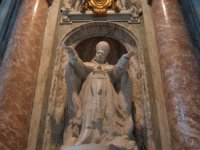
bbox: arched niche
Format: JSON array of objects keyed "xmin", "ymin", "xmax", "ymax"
[
  {"xmin": 44, "ymin": 22, "xmax": 151, "ymax": 150},
  {"xmin": 62, "ymin": 22, "xmax": 140, "ymax": 53}
]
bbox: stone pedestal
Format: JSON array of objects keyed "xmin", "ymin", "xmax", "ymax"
[
  {"xmin": 0, "ymin": 0, "xmax": 48, "ymax": 149},
  {"xmin": 152, "ymin": 0, "xmax": 200, "ymax": 149},
  {"xmin": 60, "ymin": 144, "xmax": 109, "ymax": 150}
]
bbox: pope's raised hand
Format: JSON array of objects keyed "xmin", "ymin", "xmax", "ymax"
[
  {"xmin": 122, "ymin": 50, "xmax": 134, "ymax": 60},
  {"xmin": 127, "ymin": 50, "xmax": 134, "ymax": 59},
  {"xmin": 61, "ymin": 43, "xmax": 77, "ymax": 57}
]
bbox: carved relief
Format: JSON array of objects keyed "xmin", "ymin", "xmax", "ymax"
[
  {"xmin": 117, "ymin": 0, "xmax": 140, "ymax": 10},
  {"xmin": 61, "ymin": 0, "xmax": 142, "ymax": 23},
  {"xmin": 63, "ymin": 0, "xmax": 140, "ymax": 11}
]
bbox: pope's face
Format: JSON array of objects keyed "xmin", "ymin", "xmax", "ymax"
[{"xmin": 94, "ymin": 46, "xmax": 109, "ymax": 63}]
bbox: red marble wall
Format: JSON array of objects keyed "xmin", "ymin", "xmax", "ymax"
[
  {"xmin": 152, "ymin": 0, "xmax": 200, "ymax": 149},
  {"xmin": 0, "ymin": 0, "xmax": 48, "ymax": 149}
]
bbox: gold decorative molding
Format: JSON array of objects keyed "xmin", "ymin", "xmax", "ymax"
[{"xmin": 81, "ymin": 0, "xmax": 120, "ymax": 16}]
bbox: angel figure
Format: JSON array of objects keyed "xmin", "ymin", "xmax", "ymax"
[
  {"xmin": 63, "ymin": 0, "xmax": 85, "ymax": 10},
  {"xmin": 115, "ymin": 0, "xmax": 140, "ymax": 10},
  {"xmin": 60, "ymin": 41, "xmax": 138, "ymax": 150}
]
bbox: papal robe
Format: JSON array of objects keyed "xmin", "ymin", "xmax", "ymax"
[{"xmin": 61, "ymin": 55, "xmax": 138, "ymax": 150}]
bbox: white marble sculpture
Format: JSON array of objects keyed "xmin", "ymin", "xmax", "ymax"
[
  {"xmin": 63, "ymin": 0, "xmax": 84, "ymax": 11},
  {"xmin": 116, "ymin": 0, "xmax": 139, "ymax": 10},
  {"xmin": 60, "ymin": 41, "xmax": 138, "ymax": 150}
]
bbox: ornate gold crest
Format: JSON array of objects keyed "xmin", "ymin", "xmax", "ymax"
[{"xmin": 81, "ymin": 0, "xmax": 120, "ymax": 16}]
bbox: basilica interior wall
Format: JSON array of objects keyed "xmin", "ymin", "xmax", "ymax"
[{"xmin": 1, "ymin": 0, "xmax": 200, "ymax": 150}]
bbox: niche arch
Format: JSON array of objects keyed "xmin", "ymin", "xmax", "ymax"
[{"xmin": 62, "ymin": 22, "xmax": 141, "ymax": 55}]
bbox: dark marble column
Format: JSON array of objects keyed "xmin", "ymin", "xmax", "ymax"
[
  {"xmin": 0, "ymin": 0, "xmax": 48, "ymax": 149},
  {"xmin": 180, "ymin": 0, "xmax": 200, "ymax": 51},
  {"xmin": 0, "ymin": 0, "xmax": 22, "ymax": 64},
  {"xmin": 152, "ymin": 0, "xmax": 200, "ymax": 150}
]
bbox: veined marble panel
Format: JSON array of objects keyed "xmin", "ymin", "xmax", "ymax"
[{"xmin": 152, "ymin": 0, "xmax": 200, "ymax": 149}]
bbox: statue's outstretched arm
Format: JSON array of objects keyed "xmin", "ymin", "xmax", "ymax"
[
  {"xmin": 110, "ymin": 51, "xmax": 134, "ymax": 82},
  {"xmin": 61, "ymin": 43, "xmax": 90, "ymax": 79}
]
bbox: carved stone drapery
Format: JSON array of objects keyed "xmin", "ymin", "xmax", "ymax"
[{"xmin": 60, "ymin": 41, "xmax": 138, "ymax": 150}]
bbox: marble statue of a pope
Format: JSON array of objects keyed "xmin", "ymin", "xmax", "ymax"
[{"xmin": 60, "ymin": 41, "xmax": 138, "ymax": 150}]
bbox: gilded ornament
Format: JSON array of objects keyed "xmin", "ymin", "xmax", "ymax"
[{"xmin": 81, "ymin": 0, "xmax": 120, "ymax": 16}]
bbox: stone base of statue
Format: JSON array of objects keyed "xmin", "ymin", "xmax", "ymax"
[{"xmin": 60, "ymin": 144, "xmax": 121, "ymax": 150}]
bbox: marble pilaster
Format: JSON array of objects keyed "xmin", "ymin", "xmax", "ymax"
[
  {"xmin": 0, "ymin": 0, "xmax": 48, "ymax": 149},
  {"xmin": 152, "ymin": 0, "xmax": 200, "ymax": 149}
]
